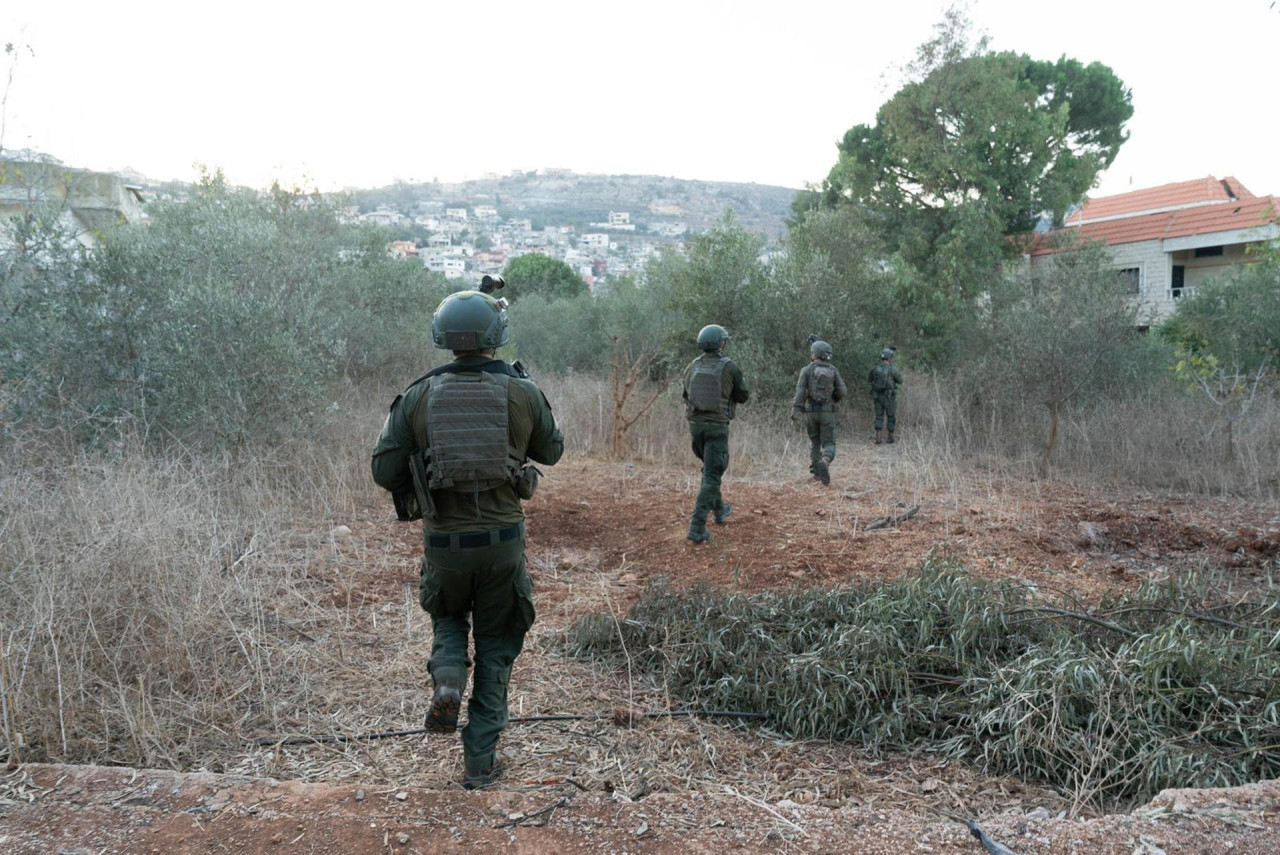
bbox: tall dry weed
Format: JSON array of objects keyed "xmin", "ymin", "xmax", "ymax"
[{"xmin": 0, "ymin": 422, "xmax": 363, "ymax": 768}]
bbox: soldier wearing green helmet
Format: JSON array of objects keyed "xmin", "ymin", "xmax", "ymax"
[
  {"xmin": 371, "ymin": 277, "xmax": 563, "ymax": 789},
  {"xmin": 868, "ymin": 347, "xmax": 903, "ymax": 444},
  {"xmin": 791, "ymin": 338, "xmax": 848, "ymax": 484},
  {"xmin": 682, "ymin": 324, "xmax": 750, "ymax": 543}
]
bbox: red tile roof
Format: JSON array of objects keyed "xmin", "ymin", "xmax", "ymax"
[
  {"xmin": 1066, "ymin": 175, "xmax": 1256, "ymax": 225},
  {"xmin": 1032, "ymin": 177, "xmax": 1278, "ymax": 256}
]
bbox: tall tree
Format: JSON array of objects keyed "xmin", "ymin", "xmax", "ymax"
[
  {"xmin": 501, "ymin": 253, "xmax": 587, "ymax": 302},
  {"xmin": 823, "ymin": 8, "xmax": 1132, "ymax": 303}
]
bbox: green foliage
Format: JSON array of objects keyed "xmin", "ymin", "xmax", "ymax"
[
  {"xmin": 566, "ymin": 564, "xmax": 1280, "ymax": 807},
  {"xmin": 988, "ymin": 246, "xmax": 1138, "ymax": 413},
  {"xmin": 509, "ymin": 275, "xmax": 678, "ymax": 375},
  {"xmin": 1, "ymin": 171, "xmax": 445, "ymax": 446},
  {"xmin": 819, "ymin": 8, "xmax": 1132, "ymax": 358},
  {"xmin": 1159, "ymin": 242, "xmax": 1280, "ymax": 375},
  {"xmin": 772, "ymin": 205, "xmax": 896, "ymax": 382},
  {"xmin": 502, "ymin": 252, "xmax": 587, "ymax": 302}
]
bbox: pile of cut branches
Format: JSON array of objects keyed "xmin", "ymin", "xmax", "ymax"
[{"xmin": 564, "ymin": 564, "xmax": 1280, "ymax": 807}]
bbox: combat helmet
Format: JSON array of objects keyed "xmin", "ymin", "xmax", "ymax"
[
  {"xmin": 431, "ymin": 290, "xmax": 511, "ymax": 351},
  {"xmin": 696, "ymin": 324, "xmax": 730, "ymax": 352},
  {"xmin": 810, "ymin": 340, "xmax": 834, "ymax": 360},
  {"xmin": 879, "ymin": 348, "xmax": 895, "ymax": 360}
]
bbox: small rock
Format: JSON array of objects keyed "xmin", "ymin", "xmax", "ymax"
[
  {"xmin": 395, "ymin": 791, "xmax": 408, "ymax": 801},
  {"xmin": 507, "ymin": 812, "xmax": 526, "ymax": 822},
  {"xmin": 396, "ymin": 833, "xmax": 410, "ymax": 845},
  {"xmin": 1077, "ymin": 521, "xmax": 1108, "ymax": 548},
  {"xmin": 1026, "ymin": 806, "xmax": 1052, "ymax": 821},
  {"xmin": 354, "ymin": 789, "xmax": 365, "ymax": 801},
  {"xmin": 330, "ymin": 525, "xmax": 352, "ymax": 539}
]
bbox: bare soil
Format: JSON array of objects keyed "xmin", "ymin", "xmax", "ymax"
[{"xmin": 3, "ymin": 447, "xmax": 1278, "ymax": 853}]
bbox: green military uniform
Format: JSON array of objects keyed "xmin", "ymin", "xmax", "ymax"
[
  {"xmin": 791, "ymin": 350, "xmax": 848, "ymax": 482},
  {"xmin": 682, "ymin": 326, "xmax": 749, "ymax": 541},
  {"xmin": 372, "ymin": 294, "xmax": 563, "ymax": 785},
  {"xmin": 868, "ymin": 350, "xmax": 903, "ymax": 442}
]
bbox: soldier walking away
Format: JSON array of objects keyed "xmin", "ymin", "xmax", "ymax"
[
  {"xmin": 683, "ymin": 324, "xmax": 750, "ymax": 543},
  {"xmin": 371, "ymin": 280, "xmax": 564, "ymax": 789},
  {"xmin": 791, "ymin": 339, "xmax": 848, "ymax": 485},
  {"xmin": 868, "ymin": 347, "xmax": 903, "ymax": 444}
]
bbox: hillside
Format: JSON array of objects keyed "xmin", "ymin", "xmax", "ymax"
[{"xmin": 347, "ymin": 171, "xmax": 799, "ymax": 238}]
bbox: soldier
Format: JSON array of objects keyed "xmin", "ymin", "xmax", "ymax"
[
  {"xmin": 371, "ymin": 285, "xmax": 563, "ymax": 789},
  {"xmin": 790, "ymin": 339, "xmax": 848, "ymax": 484},
  {"xmin": 868, "ymin": 347, "xmax": 903, "ymax": 444},
  {"xmin": 682, "ymin": 324, "xmax": 750, "ymax": 543}
]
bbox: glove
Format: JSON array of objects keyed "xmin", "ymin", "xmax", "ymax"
[{"xmin": 790, "ymin": 411, "xmax": 802, "ymax": 427}]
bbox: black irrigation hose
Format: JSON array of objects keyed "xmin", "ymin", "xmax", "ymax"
[{"xmin": 253, "ymin": 710, "xmax": 769, "ymax": 747}]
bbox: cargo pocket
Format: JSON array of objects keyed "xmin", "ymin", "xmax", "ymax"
[
  {"xmin": 418, "ymin": 557, "xmax": 443, "ymax": 616},
  {"xmin": 511, "ymin": 567, "xmax": 536, "ymax": 634}
]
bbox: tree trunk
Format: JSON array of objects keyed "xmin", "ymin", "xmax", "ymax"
[{"xmin": 1041, "ymin": 404, "xmax": 1060, "ymax": 471}]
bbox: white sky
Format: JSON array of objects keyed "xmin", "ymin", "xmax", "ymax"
[{"xmin": 4, "ymin": 0, "xmax": 1279, "ymax": 199}]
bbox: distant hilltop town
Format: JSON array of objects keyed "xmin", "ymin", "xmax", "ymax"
[
  {"xmin": 342, "ymin": 169, "xmax": 797, "ymax": 291},
  {"xmin": 0, "ymin": 155, "xmax": 797, "ymax": 292}
]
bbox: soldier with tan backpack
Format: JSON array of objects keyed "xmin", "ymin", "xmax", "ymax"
[{"xmin": 791, "ymin": 338, "xmax": 848, "ymax": 484}]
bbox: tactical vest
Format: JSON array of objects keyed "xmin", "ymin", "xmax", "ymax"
[
  {"xmin": 871, "ymin": 364, "xmax": 896, "ymax": 394},
  {"xmin": 808, "ymin": 362, "xmax": 837, "ymax": 403},
  {"xmin": 687, "ymin": 356, "xmax": 734, "ymax": 419},
  {"xmin": 422, "ymin": 372, "xmax": 523, "ymax": 495}
]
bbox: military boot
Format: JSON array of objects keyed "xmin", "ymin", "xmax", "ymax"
[
  {"xmin": 425, "ymin": 679, "xmax": 464, "ymax": 734},
  {"xmin": 713, "ymin": 503, "xmax": 733, "ymax": 525},
  {"xmin": 815, "ymin": 456, "xmax": 831, "ymax": 485},
  {"xmin": 874, "ymin": 430, "xmax": 883, "ymax": 445},
  {"xmin": 687, "ymin": 523, "xmax": 713, "ymax": 543},
  {"xmin": 463, "ymin": 757, "xmax": 504, "ymax": 790},
  {"xmin": 887, "ymin": 431, "xmax": 896, "ymax": 444}
]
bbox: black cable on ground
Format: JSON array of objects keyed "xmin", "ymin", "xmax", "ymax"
[{"xmin": 253, "ymin": 710, "xmax": 769, "ymax": 747}]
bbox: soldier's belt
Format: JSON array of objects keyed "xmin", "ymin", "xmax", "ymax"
[
  {"xmin": 806, "ymin": 402, "xmax": 834, "ymax": 412},
  {"xmin": 427, "ymin": 521, "xmax": 525, "ymax": 551}
]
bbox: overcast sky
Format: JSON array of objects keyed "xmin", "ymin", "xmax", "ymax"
[{"xmin": 4, "ymin": 1, "xmax": 1278, "ymax": 200}]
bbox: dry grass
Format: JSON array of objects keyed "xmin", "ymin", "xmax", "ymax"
[
  {"xmin": 535, "ymin": 368, "xmax": 1280, "ymax": 497},
  {"xmin": 1, "ymin": 371, "xmax": 1276, "ymax": 817}
]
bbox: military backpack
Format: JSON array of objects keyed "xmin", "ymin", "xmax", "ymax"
[
  {"xmin": 687, "ymin": 355, "xmax": 734, "ymax": 419},
  {"xmin": 421, "ymin": 372, "xmax": 524, "ymax": 496},
  {"xmin": 807, "ymin": 362, "xmax": 837, "ymax": 404},
  {"xmin": 871, "ymin": 364, "xmax": 896, "ymax": 394}
]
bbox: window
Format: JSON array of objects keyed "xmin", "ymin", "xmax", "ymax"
[
  {"xmin": 1117, "ymin": 267, "xmax": 1142, "ymax": 296},
  {"xmin": 1169, "ymin": 265, "xmax": 1189, "ymax": 300},
  {"xmin": 1194, "ymin": 245, "xmax": 1224, "ymax": 258}
]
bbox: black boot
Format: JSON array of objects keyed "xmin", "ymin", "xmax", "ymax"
[
  {"xmin": 874, "ymin": 430, "xmax": 883, "ymax": 445},
  {"xmin": 815, "ymin": 456, "xmax": 831, "ymax": 485},
  {"xmin": 887, "ymin": 431, "xmax": 895, "ymax": 444},
  {"xmin": 687, "ymin": 523, "xmax": 713, "ymax": 543},
  {"xmin": 463, "ymin": 758, "xmax": 504, "ymax": 789},
  {"xmin": 425, "ymin": 679, "xmax": 464, "ymax": 734},
  {"xmin": 714, "ymin": 503, "xmax": 733, "ymax": 525}
]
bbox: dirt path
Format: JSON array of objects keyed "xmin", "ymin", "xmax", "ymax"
[
  {"xmin": 3, "ymin": 454, "xmax": 1277, "ymax": 853},
  {"xmin": 3, "ymin": 763, "xmax": 1278, "ymax": 853}
]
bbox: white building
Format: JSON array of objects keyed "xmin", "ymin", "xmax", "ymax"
[{"xmin": 1030, "ymin": 176, "xmax": 1280, "ymax": 324}]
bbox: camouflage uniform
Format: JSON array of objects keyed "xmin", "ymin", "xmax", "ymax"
[
  {"xmin": 791, "ymin": 358, "xmax": 848, "ymax": 480},
  {"xmin": 372, "ymin": 355, "xmax": 563, "ymax": 781},
  {"xmin": 868, "ymin": 355, "xmax": 903, "ymax": 442},
  {"xmin": 683, "ymin": 353, "xmax": 749, "ymax": 537}
]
